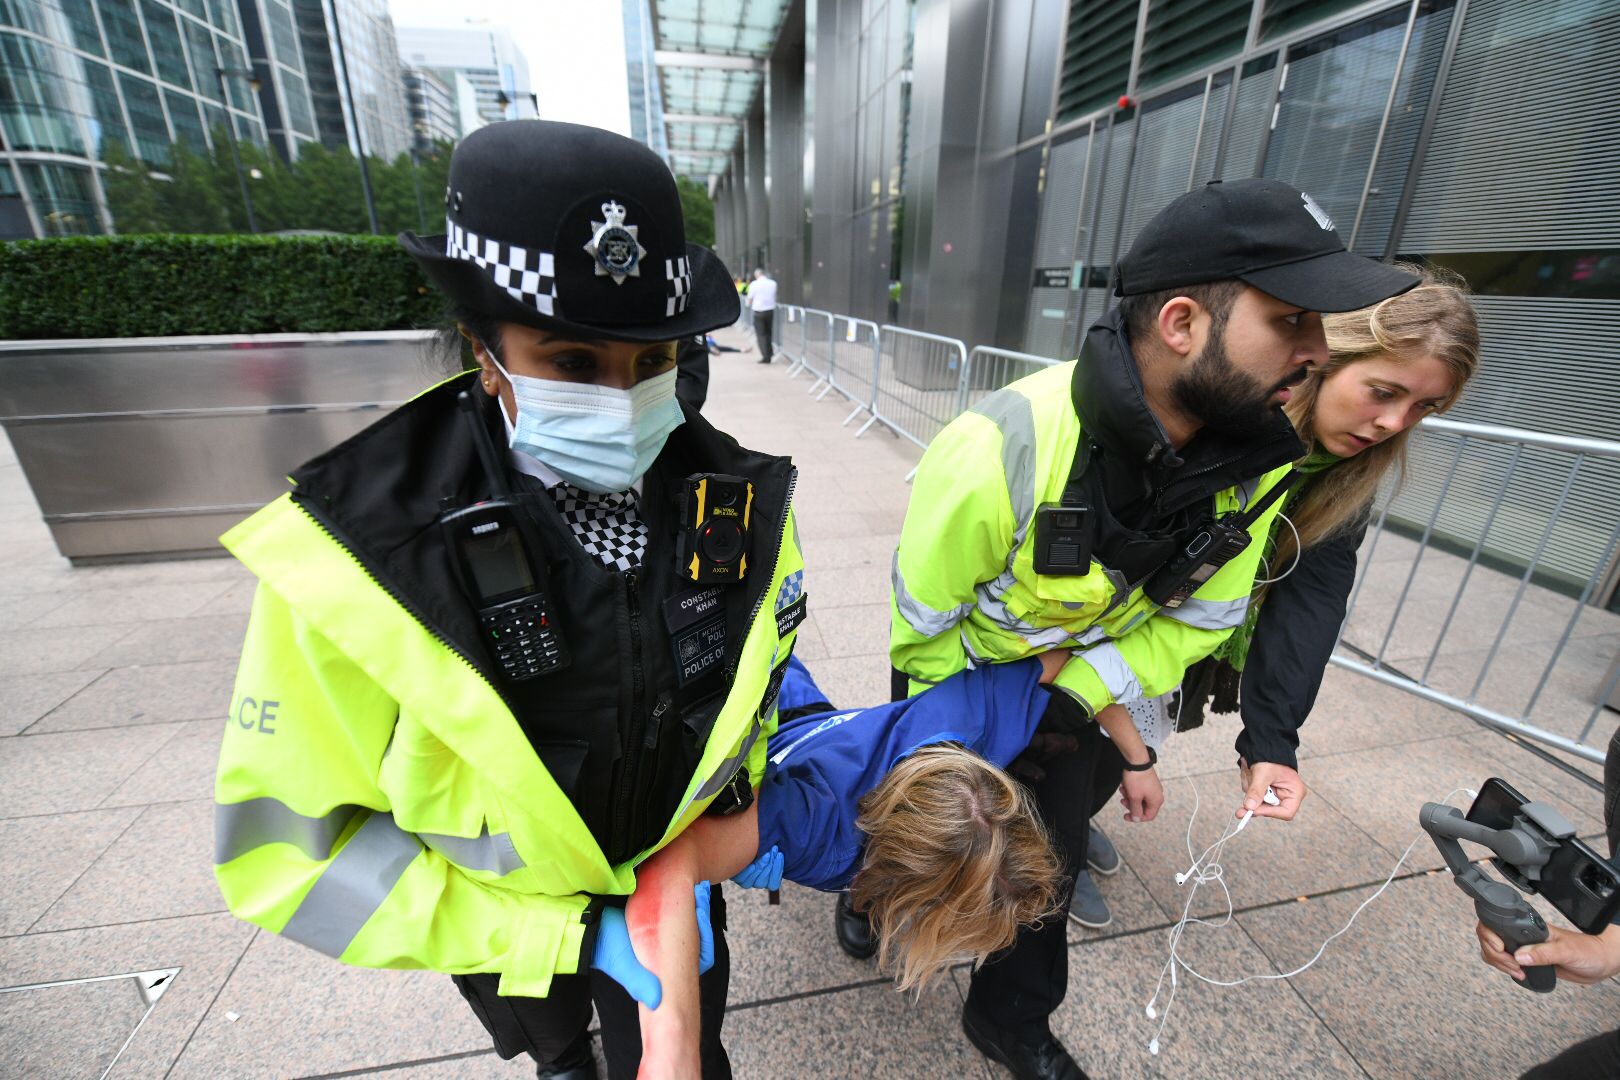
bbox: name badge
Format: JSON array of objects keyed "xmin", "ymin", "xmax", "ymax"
[
  {"xmin": 665, "ymin": 585, "xmax": 725, "ymax": 634},
  {"xmin": 775, "ymin": 595, "xmax": 807, "ymax": 638}
]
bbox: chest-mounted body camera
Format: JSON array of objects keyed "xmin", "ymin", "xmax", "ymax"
[
  {"xmin": 678, "ymin": 473, "xmax": 753, "ymax": 583},
  {"xmin": 440, "ymin": 390, "xmax": 570, "ymax": 682},
  {"xmin": 1034, "ymin": 440, "xmax": 1098, "ymax": 576}
]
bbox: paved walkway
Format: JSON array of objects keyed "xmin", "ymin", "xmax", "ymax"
[{"xmin": 2, "ymin": 323, "xmax": 1618, "ymax": 1078}]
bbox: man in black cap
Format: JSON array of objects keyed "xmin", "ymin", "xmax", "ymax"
[{"xmin": 857, "ymin": 178, "xmax": 1419, "ymax": 1079}]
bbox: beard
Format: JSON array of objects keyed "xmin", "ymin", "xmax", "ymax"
[{"xmin": 1170, "ymin": 327, "xmax": 1300, "ymax": 435}]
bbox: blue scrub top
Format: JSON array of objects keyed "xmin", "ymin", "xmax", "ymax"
[{"xmin": 755, "ymin": 656, "xmax": 1050, "ymax": 892}]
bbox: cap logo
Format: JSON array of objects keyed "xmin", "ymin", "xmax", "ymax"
[
  {"xmin": 1301, "ymin": 192, "xmax": 1336, "ymax": 232},
  {"xmin": 584, "ymin": 199, "xmax": 647, "ymax": 285}
]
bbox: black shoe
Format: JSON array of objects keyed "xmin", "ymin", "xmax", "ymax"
[
  {"xmin": 757, "ymin": 357, "xmax": 772, "ymax": 364},
  {"xmin": 834, "ymin": 890, "xmax": 877, "ymax": 960},
  {"xmin": 962, "ymin": 1010, "xmax": 1089, "ymax": 1080},
  {"xmin": 536, "ymin": 1032, "xmax": 598, "ymax": 1080}
]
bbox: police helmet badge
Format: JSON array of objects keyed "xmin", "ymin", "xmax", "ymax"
[{"xmin": 584, "ymin": 199, "xmax": 648, "ymax": 284}]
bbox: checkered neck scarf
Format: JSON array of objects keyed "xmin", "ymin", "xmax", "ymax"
[{"xmin": 549, "ymin": 484, "xmax": 648, "ymax": 573}]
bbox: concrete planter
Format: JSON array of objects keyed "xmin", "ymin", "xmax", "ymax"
[{"xmin": 0, "ymin": 330, "xmax": 440, "ymax": 563}]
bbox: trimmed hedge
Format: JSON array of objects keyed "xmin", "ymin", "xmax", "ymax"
[{"xmin": 0, "ymin": 234, "xmax": 443, "ymax": 340}]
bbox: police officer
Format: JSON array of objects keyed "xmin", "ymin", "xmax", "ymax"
[
  {"xmin": 214, "ymin": 122, "xmax": 808, "ymax": 1080},
  {"xmin": 859, "ymin": 180, "xmax": 1420, "ymax": 1079}
]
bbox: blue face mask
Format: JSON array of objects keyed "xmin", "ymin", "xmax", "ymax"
[{"xmin": 494, "ymin": 362, "xmax": 684, "ymax": 495}]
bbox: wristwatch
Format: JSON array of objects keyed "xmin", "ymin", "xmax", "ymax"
[{"xmin": 1122, "ymin": 745, "xmax": 1158, "ymax": 772}]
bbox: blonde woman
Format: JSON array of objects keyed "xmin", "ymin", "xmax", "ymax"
[
  {"xmin": 1170, "ymin": 265, "xmax": 1481, "ymax": 816},
  {"xmin": 619, "ymin": 654, "xmax": 1069, "ymax": 1076}
]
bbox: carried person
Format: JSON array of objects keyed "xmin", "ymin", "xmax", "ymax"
[
  {"xmin": 212, "ymin": 121, "xmax": 808, "ymax": 1080},
  {"xmin": 864, "ymin": 179, "xmax": 1421, "ymax": 1079},
  {"xmin": 619, "ymin": 653, "xmax": 1071, "ymax": 1075}
]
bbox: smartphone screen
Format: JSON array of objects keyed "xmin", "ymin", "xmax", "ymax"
[{"xmin": 1467, "ymin": 777, "xmax": 1620, "ymax": 933}]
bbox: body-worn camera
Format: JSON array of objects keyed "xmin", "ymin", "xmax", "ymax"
[
  {"xmin": 1033, "ymin": 501, "xmax": 1095, "ymax": 575},
  {"xmin": 678, "ymin": 473, "xmax": 753, "ymax": 583}
]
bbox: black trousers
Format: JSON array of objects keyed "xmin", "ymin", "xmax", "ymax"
[
  {"xmin": 454, "ymin": 886, "xmax": 733, "ymax": 1079},
  {"xmin": 889, "ymin": 668, "xmax": 1125, "ymax": 1038},
  {"xmin": 964, "ymin": 704, "xmax": 1125, "ymax": 1038},
  {"xmin": 752, "ymin": 310, "xmax": 775, "ymax": 357},
  {"xmin": 1522, "ymin": 1028, "xmax": 1620, "ymax": 1080}
]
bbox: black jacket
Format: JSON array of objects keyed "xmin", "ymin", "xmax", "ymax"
[
  {"xmin": 286, "ymin": 370, "xmax": 795, "ymax": 864},
  {"xmin": 1234, "ymin": 510, "xmax": 1369, "ymax": 770}
]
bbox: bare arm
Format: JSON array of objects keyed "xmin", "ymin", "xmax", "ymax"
[{"xmin": 625, "ymin": 804, "xmax": 762, "ymax": 1078}]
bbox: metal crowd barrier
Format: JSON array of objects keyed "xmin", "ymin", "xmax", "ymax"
[
  {"xmin": 857, "ymin": 326, "xmax": 969, "ymax": 456},
  {"xmin": 821, "ymin": 315, "xmax": 881, "ymax": 425},
  {"xmin": 775, "ymin": 304, "xmax": 805, "ymax": 369},
  {"xmin": 795, "ymin": 308, "xmax": 834, "ymax": 387},
  {"xmin": 1332, "ymin": 418, "xmax": 1620, "ymax": 764},
  {"xmin": 959, "ymin": 346, "xmax": 1064, "ymax": 414}
]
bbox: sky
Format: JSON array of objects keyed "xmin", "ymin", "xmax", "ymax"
[{"xmin": 386, "ymin": 0, "xmax": 633, "ymax": 136}]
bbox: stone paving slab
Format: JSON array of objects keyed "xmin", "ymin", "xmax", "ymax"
[{"xmin": 2, "ymin": 326, "xmax": 1618, "ymax": 1078}]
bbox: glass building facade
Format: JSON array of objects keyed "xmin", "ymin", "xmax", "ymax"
[{"xmin": 1, "ymin": 0, "xmax": 270, "ymax": 236}]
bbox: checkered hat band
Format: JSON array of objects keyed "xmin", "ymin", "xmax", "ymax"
[
  {"xmin": 665, "ymin": 256, "xmax": 692, "ymax": 318},
  {"xmin": 549, "ymin": 483, "xmax": 648, "ymax": 573},
  {"xmin": 446, "ymin": 218, "xmax": 557, "ymax": 316}
]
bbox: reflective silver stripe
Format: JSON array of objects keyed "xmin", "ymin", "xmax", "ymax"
[
  {"xmin": 420, "ymin": 824, "xmax": 526, "ymax": 876},
  {"xmin": 892, "ymin": 551, "xmax": 973, "ymax": 638},
  {"xmin": 214, "ymin": 798, "xmax": 365, "ymax": 864},
  {"xmin": 1162, "ymin": 594, "xmax": 1251, "ymax": 631},
  {"xmin": 695, "ymin": 718, "xmax": 764, "ymax": 802},
  {"xmin": 280, "ymin": 810, "xmax": 422, "ymax": 958},
  {"xmin": 969, "ymin": 390, "xmax": 1039, "ymax": 564},
  {"xmin": 1073, "ymin": 641, "xmax": 1142, "ymax": 703}
]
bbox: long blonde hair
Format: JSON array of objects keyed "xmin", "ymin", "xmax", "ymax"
[
  {"xmin": 848, "ymin": 744, "xmax": 1062, "ymax": 993},
  {"xmin": 1269, "ymin": 264, "xmax": 1480, "ymax": 577}
]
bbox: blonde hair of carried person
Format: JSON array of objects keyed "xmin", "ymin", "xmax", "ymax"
[
  {"xmin": 1270, "ymin": 262, "xmax": 1481, "ymax": 580},
  {"xmin": 848, "ymin": 743, "xmax": 1063, "ymax": 993}
]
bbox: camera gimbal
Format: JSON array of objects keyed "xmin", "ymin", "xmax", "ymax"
[{"xmin": 1419, "ymin": 800, "xmax": 1575, "ymax": 993}]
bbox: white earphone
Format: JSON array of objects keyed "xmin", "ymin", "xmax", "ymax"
[{"xmin": 1139, "ymin": 697, "xmax": 1476, "ymax": 1056}]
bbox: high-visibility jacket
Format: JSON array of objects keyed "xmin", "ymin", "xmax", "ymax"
[
  {"xmin": 214, "ymin": 373, "xmax": 805, "ymax": 999},
  {"xmin": 891, "ymin": 308, "xmax": 1301, "ymax": 714}
]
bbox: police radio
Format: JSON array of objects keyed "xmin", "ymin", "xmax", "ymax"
[
  {"xmin": 678, "ymin": 473, "xmax": 753, "ymax": 583},
  {"xmin": 1144, "ymin": 470, "xmax": 1296, "ymax": 609},
  {"xmin": 440, "ymin": 391, "xmax": 569, "ymax": 681}
]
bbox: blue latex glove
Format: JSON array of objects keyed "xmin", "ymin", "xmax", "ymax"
[
  {"xmin": 694, "ymin": 881, "xmax": 715, "ymax": 975},
  {"xmin": 590, "ymin": 883, "xmax": 717, "ymax": 1010},
  {"xmin": 730, "ymin": 845, "xmax": 784, "ymax": 891}
]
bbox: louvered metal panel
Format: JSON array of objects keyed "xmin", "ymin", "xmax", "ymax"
[
  {"xmin": 1116, "ymin": 85, "xmax": 1208, "ymax": 254},
  {"xmin": 1384, "ymin": 296, "xmax": 1620, "ymax": 595},
  {"xmin": 1262, "ymin": 7, "xmax": 1417, "ymax": 239},
  {"xmin": 1351, "ymin": 3, "xmax": 1454, "ymax": 254},
  {"xmin": 1056, "ymin": 0, "xmax": 1138, "ymax": 122},
  {"xmin": 1138, "ymin": 0, "xmax": 1249, "ymax": 91},
  {"xmin": 1401, "ymin": 0, "xmax": 1620, "ymax": 251},
  {"xmin": 1217, "ymin": 54, "xmax": 1277, "ymax": 179},
  {"xmin": 1074, "ymin": 112, "xmax": 1137, "ymax": 328},
  {"xmin": 1025, "ymin": 132, "xmax": 1093, "ymax": 359}
]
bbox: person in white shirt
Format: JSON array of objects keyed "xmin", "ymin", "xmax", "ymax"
[{"xmin": 748, "ymin": 268, "xmax": 778, "ymax": 362}]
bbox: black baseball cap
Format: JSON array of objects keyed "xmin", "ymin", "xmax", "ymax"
[{"xmin": 1114, "ymin": 178, "xmax": 1418, "ymax": 312}]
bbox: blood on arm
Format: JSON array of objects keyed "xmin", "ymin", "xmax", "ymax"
[{"xmin": 623, "ymin": 801, "xmax": 763, "ymax": 1078}]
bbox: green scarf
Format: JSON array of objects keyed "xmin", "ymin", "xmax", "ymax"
[{"xmin": 1213, "ymin": 448, "xmax": 1342, "ymax": 672}]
